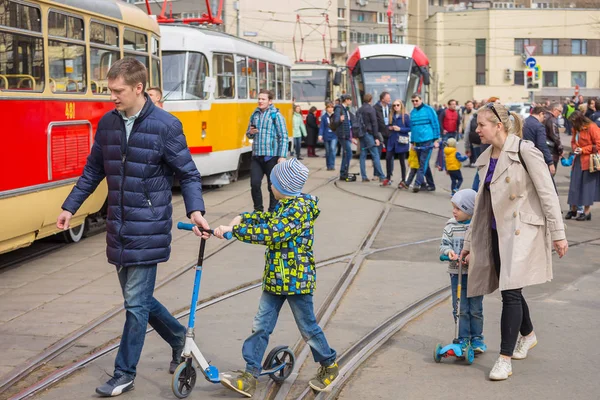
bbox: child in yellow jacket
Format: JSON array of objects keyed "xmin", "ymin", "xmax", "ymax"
[
  {"xmin": 444, "ymin": 138, "xmax": 469, "ymax": 195},
  {"xmin": 405, "ymin": 147, "xmax": 420, "ymax": 187}
]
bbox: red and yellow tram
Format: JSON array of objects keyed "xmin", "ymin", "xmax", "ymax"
[{"xmin": 0, "ymin": 0, "xmax": 161, "ymax": 254}]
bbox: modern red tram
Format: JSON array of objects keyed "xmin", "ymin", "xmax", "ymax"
[
  {"xmin": 346, "ymin": 44, "xmax": 430, "ymax": 109},
  {"xmin": 0, "ymin": 0, "xmax": 161, "ymax": 254}
]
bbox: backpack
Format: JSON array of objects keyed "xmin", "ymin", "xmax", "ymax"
[
  {"xmin": 329, "ymin": 106, "xmax": 342, "ymax": 131},
  {"xmin": 469, "ymin": 114, "xmax": 481, "ymax": 145},
  {"xmin": 354, "ymin": 108, "xmax": 367, "ymax": 138}
]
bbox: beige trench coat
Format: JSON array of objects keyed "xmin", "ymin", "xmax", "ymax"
[{"xmin": 464, "ymin": 134, "xmax": 566, "ymax": 297}]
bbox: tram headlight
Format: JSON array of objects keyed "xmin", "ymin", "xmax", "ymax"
[{"xmin": 201, "ymin": 121, "xmax": 207, "ymax": 139}]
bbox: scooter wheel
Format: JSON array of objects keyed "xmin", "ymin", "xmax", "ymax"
[
  {"xmin": 264, "ymin": 346, "xmax": 295, "ymax": 382},
  {"xmin": 465, "ymin": 345, "xmax": 475, "ymax": 365},
  {"xmin": 433, "ymin": 343, "xmax": 443, "ymax": 363},
  {"xmin": 172, "ymin": 361, "xmax": 197, "ymax": 399}
]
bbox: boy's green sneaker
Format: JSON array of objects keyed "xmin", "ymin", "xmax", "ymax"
[
  {"xmin": 308, "ymin": 362, "xmax": 339, "ymax": 392},
  {"xmin": 220, "ymin": 370, "xmax": 257, "ymax": 398}
]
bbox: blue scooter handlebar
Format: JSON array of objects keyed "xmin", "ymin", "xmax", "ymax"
[{"xmin": 177, "ymin": 222, "xmax": 233, "ymax": 240}]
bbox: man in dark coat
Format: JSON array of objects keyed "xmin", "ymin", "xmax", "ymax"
[
  {"xmin": 357, "ymin": 93, "xmax": 385, "ymax": 182},
  {"xmin": 57, "ymin": 58, "xmax": 210, "ymax": 397},
  {"xmin": 543, "ymin": 103, "xmax": 564, "ymax": 170},
  {"xmin": 523, "ymin": 106, "xmax": 555, "ymax": 175},
  {"xmin": 332, "ymin": 94, "xmax": 357, "ymax": 181},
  {"xmin": 373, "ymin": 91, "xmax": 391, "ymax": 176}
]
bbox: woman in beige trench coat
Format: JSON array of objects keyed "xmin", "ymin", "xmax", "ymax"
[{"xmin": 460, "ymin": 102, "xmax": 569, "ymax": 381}]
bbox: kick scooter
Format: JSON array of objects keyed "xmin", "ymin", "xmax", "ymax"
[
  {"xmin": 172, "ymin": 222, "xmax": 296, "ymax": 399},
  {"xmin": 433, "ymin": 254, "xmax": 475, "ymax": 365}
]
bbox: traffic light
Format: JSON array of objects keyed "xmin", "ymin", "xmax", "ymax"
[{"xmin": 525, "ymin": 68, "xmax": 540, "ymax": 91}]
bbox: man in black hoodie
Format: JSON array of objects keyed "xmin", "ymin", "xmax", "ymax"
[{"xmin": 357, "ymin": 94, "xmax": 385, "ymax": 182}]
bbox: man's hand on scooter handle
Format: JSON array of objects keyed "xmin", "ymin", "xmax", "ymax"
[
  {"xmin": 214, "ymin": 225, "xmax": 233, "ymax": 239},
  {"xmin": 190, "ymin": 211, "xmax": 211, "ymax": 239}
]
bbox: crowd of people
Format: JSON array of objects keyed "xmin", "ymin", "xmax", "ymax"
[{"xmin": 52, "ymin": 56, "xmax": 595, "ymax": 397}]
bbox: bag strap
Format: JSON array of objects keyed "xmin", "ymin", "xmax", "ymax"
[{"xmin": 518, "ymin": 139, "xmax": 528, "ymax": 174}]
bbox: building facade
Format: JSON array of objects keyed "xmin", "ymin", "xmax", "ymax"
[{"xmin": 425, "ymin": 8, "xmax": 600, "ymax": 104}]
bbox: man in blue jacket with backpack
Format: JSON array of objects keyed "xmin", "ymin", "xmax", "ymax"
[
  {"xmin": 409, "ymin": 94, "xmax": 440, "ymax": 192},
  {"xmin": 57, "ymin": 58, "xmax": 210, "ymax": 397}
]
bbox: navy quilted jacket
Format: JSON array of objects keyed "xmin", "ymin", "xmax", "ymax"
[{"xmin": 62, "ymin": 95, "xmax": 205, "ymax": 267}]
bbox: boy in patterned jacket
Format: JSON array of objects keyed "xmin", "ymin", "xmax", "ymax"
[
  {"xmin": 439, "ymin": 189, "xmax": 486, "ymax": 354},
  {"xmin": 214, "ymin": 158, "xmax": 338, "ymax": 398}
]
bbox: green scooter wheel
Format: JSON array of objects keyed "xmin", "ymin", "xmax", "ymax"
[{"xmin": 433, "ymin": 343, "xmax": 443, "ymax": 363}]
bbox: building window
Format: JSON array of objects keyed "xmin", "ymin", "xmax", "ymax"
[
  {"xmin": 338, "ymin": 30, "xmax": 347, "ymax": 43},
  {"xmin": 542, "ymin": 39, "xmax": 558, "ymax": 55},
  {"xmin": 543, "ymin": 71, "xmax": 558, "ymax": 87},
  {"xmin": 337, "ymin": 8, "xmax": 346, "ymax": 19},
  {"xmin": 475, "ymin": 39, "xmax": 486, "ymax": 85},
  {"xmin": 377, "ymin": 12, "xmax": 386, "ymax": 24},
  {"xmin": 572, "ymin": 39, "xmax": 587, "ymax": 55},
  {"xmin": 514, "ymin": 71, "xmax": 524, "ymax": 86},
  {"xmin": 514, "ymin": 38, "xmax": 530, "ymax": 55},
  {"xmin": 571, "ymin": 71, "xmax": 586, "ymax": 87},
  {"xmin": 258, "ymin": 41, "xmax": 274, "ymax": 49},
  {"xmin": 350, "ymin": 32, "xmax": 357, "ymax": 43},
  {"xmin": 378, "ymin": 34, "xmax": 388, "ymax": 44}
]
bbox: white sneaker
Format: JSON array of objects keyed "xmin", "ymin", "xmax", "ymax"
[
  {"xmin": 512, "ymin": 333, "xmax": 537, "ymax": 360},
  {"xmin": 489, "ymin": 356, "xmax": 512, "ymax": 381}
]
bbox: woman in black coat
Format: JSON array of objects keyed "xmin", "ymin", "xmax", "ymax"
[{"xmin": 306, "ymin": 106, "xmax": 319, "ymax": 157}]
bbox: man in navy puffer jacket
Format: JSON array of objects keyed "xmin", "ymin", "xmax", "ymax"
[{"xmin": 57, "ymin": 58, "xmax": 210, "ymax": 397}]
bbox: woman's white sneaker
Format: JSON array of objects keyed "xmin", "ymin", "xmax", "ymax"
[
  {"xmin": 512, "ymin": 333, "xmax": 537, "ymax": 360},
  {"xmin": 489, "ymin": 356, "xmax": 512, "ymax": 381}
]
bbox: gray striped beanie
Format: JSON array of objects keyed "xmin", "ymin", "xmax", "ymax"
[{"xmin": 270, "ymin": 158, "xmax": 309, "ymax": 197}]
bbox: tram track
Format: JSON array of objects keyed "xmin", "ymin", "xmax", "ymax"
[{"xmin": 3, "ymin": 166, "xmax": 339, "ymax": 399}]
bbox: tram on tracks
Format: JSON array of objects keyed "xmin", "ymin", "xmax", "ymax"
[
  {"xmin": 291, "ymin": 62, "xmax": 343, "ymax": 119},
  {"xmin": 160, "ymin": 25, "xmax": 293, "ymax": 186},
  {"xmin": 346, "ymin": 44, "xmax": 431, "ymax": 109},
  {"xmin": 0, "ymin": 0, "xmax": 161, "ymax": 254}
]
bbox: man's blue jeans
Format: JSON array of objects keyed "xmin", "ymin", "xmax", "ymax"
[
  {"xmin": 450, "ymin": 273, "xmax": 484, "ymax": 341},
  {"xmin": 243, "ymin": 291, "xmax": 337, "ymax": 377},
  {"xmin": 414, "ymin": 140, "xmax": 435, "ymax": 188},
  {"xmin": 114, "ymin": 265, "xmax": 186, "ymax": 378},
  {"xmin": 359, "ymin": 134, "xmax": 385, "ymax": 180},
  {"xmin": 339, "ymin": 139, "xmax": 353, "ymax": 178},
  {"xmin": 324, "ymin": 138, "xmax": 337, "ymax": 169}
]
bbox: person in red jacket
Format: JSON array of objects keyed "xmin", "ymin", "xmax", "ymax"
[
  {"xmin": 439, "ymin": 99, "xmax": 462, "ymax": 142},
  {"xmin": 437, "ymin": 99, "xmax": 462, "ymax": 170}
]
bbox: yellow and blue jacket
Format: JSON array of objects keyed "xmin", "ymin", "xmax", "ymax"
[{"xmin": 232, "ymin": 194, "xmax": 319, "ymax": 295}]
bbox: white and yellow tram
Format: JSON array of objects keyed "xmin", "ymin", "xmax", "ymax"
[{"xmin": 160, "ymin": 25, "xmax": 293, "ymax": 185}]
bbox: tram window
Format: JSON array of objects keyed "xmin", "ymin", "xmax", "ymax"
[
  {"xmin": 124, "ymin": 29, "xmax": 147, "ymax": 52},
  {"xmin": 259, "ymin": 60, "xmax": 267, "ymax": 91},
  {"xmin": 248, "ymin": 57, "xmax": 258, "ymax": 99},
  {"xmin": 235, "ymin": 55, "xmax": 248, "ymax": 99},
  {"xmin": 187, "ymin": 52, "xmax": 208, "ymax": 100},
  {"xmin": 90, "ymin": 22, "xmax": 118, "ymax": 47},
  {"xmin": 0, "ymin": 32, "xmax": 44, "ymax": 91},
  {"xmin": 284, "ymin": 67, "xmax": 291, "ymax": 100},
  {"xmin": 276, "ymin": 64, "xmax": 284, "ymax": 100},
  {"xmin": 162, "ymin": 51, "xmax": 208, "ymax": 100},
  {"xmin": 48, "ymin": 11, "xmax": 83, "ymax": 40},
  {"xmin": 213, "ymin": 53, "xmax": 234, "ymax": 99},
  {"xmin": 268, "ymin": 63, "xmax": 276, "ymax": 93},
  {"xmin": 48, "ymin": 40, "xmax": 86, "ymax": 93},
  {"xmin": 151, "ymin": 58, "xmax": 160, "ymax": 89},
  {"xmin": 126, "ymin": 54, "xmax": 148, "ymax": 69},
  {"xmin": 152, "ymin": 37, "xmax": 159, "ymax": 56},
  {"xmin": 90, "ymin": 48, "xmax": 119, "ymax": 94},
  {"xmin": 0, "ymin": 0, "xmax": 41, "ymax": 32}
]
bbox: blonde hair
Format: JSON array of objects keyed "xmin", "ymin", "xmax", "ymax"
[
  {"xmin": 393, "ymin": 99, "xmax": 406, "ymax": 124},
  {"xmin": 479, "ymin": 103, "xmax": 523, "ymax": 138}
]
